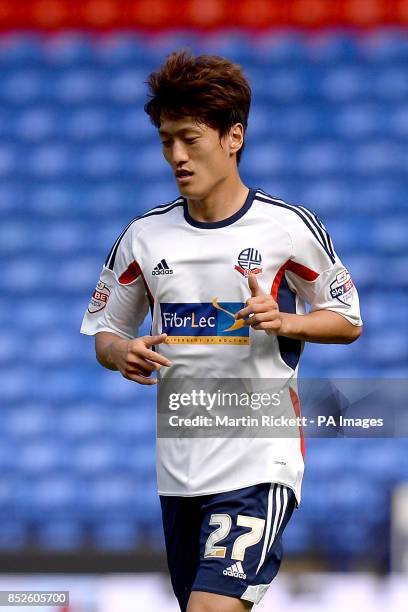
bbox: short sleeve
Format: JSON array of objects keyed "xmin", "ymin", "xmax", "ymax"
[
  {"xmin": 80, "ymin": 223, "xmax": 150, "ymax": 339},
  {"xmin": 284, "ymin": 209, "xmax": 362, "ymax": 327}
]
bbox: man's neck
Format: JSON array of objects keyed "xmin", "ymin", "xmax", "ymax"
[{"xmin": 186, "ymin": 175, "xmax": 249, "ymax": 223}]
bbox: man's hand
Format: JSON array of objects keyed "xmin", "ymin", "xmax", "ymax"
[
  {"xmin": 234, "ymin": 274, "xmax": 362, "ymax": 344},
  {"xmin": 97, "ymin": 332, "xmax": 172, "ymax": 385},
  {"xmin": 235, "ymin": 274, "xmax": 282, "ymax": 336}
]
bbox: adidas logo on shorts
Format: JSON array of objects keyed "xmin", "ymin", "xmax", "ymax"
[
  {"xmin": 152, "ymin": 259, "xmax": 173, "ymax": 275},
  {"xmin": 223, "ymin": 561, "xmax": 246, "ymax": 579}
]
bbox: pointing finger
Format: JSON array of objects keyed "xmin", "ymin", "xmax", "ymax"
[
  {"xmin": 248, "ymin": 273, "xmax": 264, "ymax": 297},
  {"xmin": 144, "ymin": 333, "xmax": 169, "ymax": 347}
]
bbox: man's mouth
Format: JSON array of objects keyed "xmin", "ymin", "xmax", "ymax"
[{"xmin": 175, "ymin": 170, "xmax": 194, "ymax": 180}]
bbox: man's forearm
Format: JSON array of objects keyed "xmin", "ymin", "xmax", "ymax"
[
  {"xmin": 95, "ymin": 331, "xmax": 128, "ymax": 370},
  {"xmin": 279, "ymin": 310, "xmax": 362, "ymax": 344}
]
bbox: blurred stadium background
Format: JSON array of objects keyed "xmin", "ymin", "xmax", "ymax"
[{"xmin": 1, "ymin": 0, "xmax": 408, "ymax": 610}]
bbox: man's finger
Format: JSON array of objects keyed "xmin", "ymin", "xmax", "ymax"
[
  {"xmin": 140, "ymin": 347, "xmax": 172, "ymax": 367},
  {"xmin": 128, "ymin": 359, "xmax": 159, "ymax": 375},
  {"xmin": 142, "ymin": 334, "xmax": 172, "ymax": 366},
  {"xmin": 144, "ymin": 333, "xmax": 168, "ymax": 347},
  {"xmin": 124, "ymin": 372, "xmax": 158, "ymax": 385},
  {"xmin": 236, "ymin": 302, "xmax": 268, "ymax": 320},
  {"xmin": 243, "ymin": 312, "xmax": 279, "ymax": 327},
  {"xmin": 248, "ymin": 273, "xmax": 264, "ymax": 297}
]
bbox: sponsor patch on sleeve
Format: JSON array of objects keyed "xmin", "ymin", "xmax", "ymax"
[
  {"xmin": 329, "ymin": 269, "xmax": 354, "ymax": 305},
  {"xmin": 87, "ymin": 280, "xmax": 111, "ymax": 313}
]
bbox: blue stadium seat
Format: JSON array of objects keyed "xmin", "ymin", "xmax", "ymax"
[
  {"xmin": 380, "ymin": 257, "xmax": 408, "ymax": 290},
  {"xmin": 356, "ymin": 440, "xmax": 407, "ymax": 484},
  {"xmin": 353, "ymin": 141, "xmax": 402, "ymax": 174},
  {"xmin": 117, "ymin": 444, "xmax": 156, "ymax": 477},
  {"xmin": 5, "ymin": 404, "xmax": 56, "ymax": 439},
  {"xmin": 0, "ymin": 182, "xmax": 26, "ymax": 213},
  {"xmin": 27, "ymin": 143, "xmax": 74, "ymax": 178},
  {"xmin": 17, "ymin": 475, "xmax": 82, "ymax": 519},
  {"xmin": 321, "ymin": 66, "xmax": 371, "ymax": 101},
  {"xmin": 0, "ymin": 331, "xmax": 24, "ymax": 366},
  {"xmin": 371, "ymin": 218, "xmax": 408, "ymax": 255},
  {"xmin": 54, "ymin": 69, "xmax": 104, "ymax": 105},
  {"xmin": 107, "ymin": 69, "xmax": 147, "ymax": 104},
  {"xmin": 196, "ymin": 33, "xmax": 255, "ymax": 64},
  {"xmin": 115, "ymin": 108, "xmax": 161, "ymax": 141},
  {"xmin": 142, "ymin": 32, "xmax": 200, "ymax": 65},
  {"xmin": 243, "ymin": 142, "xmax": 291, "ymax": 176},
  {"xmin": 0, "ymin": 144, "xmax": 18, "ymax": 178},
  {"xmin": 333, "ymin": 104, "xmax": 387, "ymax": 139},
  {"xmin": 83, "ymin": 474, "xmax": 143, "ymax": 518},
  {"xmin": 36, "ymin": 520, "xmax": 84, "ymax": 551},
  {"xmin": 94, "ymin": 34, "xmax": 149, "ymax": 66},
  {"xmin": 282, "ymin": 517, "xmax": 313, "ymax": 555},
  {"xmin": 296, "ymin": 141, "xmax": 348, "ymax": 176},
  {"xmin": 92, "ymin": 520, "xmax": 142, "ymax": 550},
  {"xmin": 79, "ymin": 144, "xmax": 124, "ymax": 178},
  {"xmin": 359, "ymin": 30, "xmax": 408, "ymax": 62},
  {"xmin": 261, "ymin": 69, "xmax": 306, "ymax": 102},
  {"xmin": 390, "ymin": 105, "xmax": 408, "ymax": 137},
  {"xmin": 1, "ymin": 71, "xmax": 44, "ymax": 105},
  {"xmin": 51, "ymin": 257, "xmax": 103, "ymax": 292},
  {"xmin": 27, "ymin": 184, "xmax": 76, "ymax": 216},
  {"xmin": 67, "ymin": 109, "xmax": 111, "ymax": 142},
  {"xmin": 0, "ymin": 520, "xmax": 27, "ymax": 550},
  {"xmin": 1, "ymin": 370, "xmax": 37, "ymax": 404},
  {"xmin": 301, "ymin": 181, "xmax": 349, "ymax": 217},
  {"xmin": 57, "ymin": 405, "xmax": 110, "ymax": 441},
  {"xmin": 71, "ymin": 441, "xmax": 119, "ymax": 476},
  {"xmin": 364, "ymin": 292, "xmax": 408, "ymax": 327},
  {"xmin": 322, "ymin": 520, "xmax": 374, "ymax": 557},
  {"xmin": 0, "ymin": 34, "xmax": 43, "ymax": 65},
  {"xmin": 0, "ymin": 478, "xmax": 16, "ymax": 515},
  {"xmin": 43, "ymin": 34, "xmax": 96, "ymax": 66},
  {"xmin": 111, "ymin": 406, "xmax": 156, "ymax": 439},
  {"xmin": 376, "ymin": 68, "xmax": 408, "ymax": 101},
  {"xmin": 252, "ymin": 32, "xmax": 308, "ymax": 65},
  {"xmin": 305, "ymin": 33, "xmax": 359, "ymax": 63},
  {"xmin": 14, "ymin": 108, "xmax": 58, "ymax": 142},
  {"xmin": 16, "ymin": 442, "xmax": 69, "ymax": 475},
  {"xmin": 133, "ymin": 144, "xmax": 171, "ymax": 178}
]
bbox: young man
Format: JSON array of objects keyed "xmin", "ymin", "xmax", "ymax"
[{"xmin": 80, "ymin": 51, "xmax": 362, "ymax": 612}]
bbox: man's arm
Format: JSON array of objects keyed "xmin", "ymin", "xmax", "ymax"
[
  {"xmin": 278, "ymin": 309, "xmax": 362, "ymax": 344},
  {"xmin": 95, "ymin": 331, "xmax": 171, "ymax": 384}
]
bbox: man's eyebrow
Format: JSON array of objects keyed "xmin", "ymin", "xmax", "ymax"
[{"xmin": 159, "ymin": 127, "xmax": 201, "ymax": 136}]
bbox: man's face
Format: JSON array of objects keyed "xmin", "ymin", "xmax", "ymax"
[{"xmin": 159, "ymin": 116, "xmax": 238, "ymax": 199}]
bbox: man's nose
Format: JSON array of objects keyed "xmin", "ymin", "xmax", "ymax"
[{"xmin": 171, "ymin": 140, "xmax": 189, "ymax": 165}]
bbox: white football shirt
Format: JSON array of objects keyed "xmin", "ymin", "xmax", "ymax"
[{"xmin": 80, "ymin": 188, "xmax": 362, "ymax": 503}]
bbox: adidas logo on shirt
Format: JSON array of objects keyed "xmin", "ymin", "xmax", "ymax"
[
  {"xmin": 152, "ymin": 259, "xmax": 173, "ymax": 275},
  {"xmin": 223, "ymin": 561, "xmax": 246, "ymax": 580}
]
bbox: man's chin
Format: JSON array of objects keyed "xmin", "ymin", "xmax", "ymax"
[{"xmin": 177, "ymin": 183, "xmax": 203, "ymax": 199}]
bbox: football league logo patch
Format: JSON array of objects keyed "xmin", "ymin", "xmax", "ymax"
[
  {"xmin": 88, "ymin": 280, "xmax": 110, "ymax": 313},
  {"xmin": 235, "ymin": 247, "xmax": 262, "ymax": 276},
  {"xmin": 330, "ymin": 269, "xmax": 354, "ymax": 305}
]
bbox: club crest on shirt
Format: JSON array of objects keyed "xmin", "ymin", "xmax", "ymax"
[
  {"xmin": 235, "ymin": 247, "xmax": 262, "ymax": 276},
  {"xmin": 330, "ymin": 269, "xmax": 354, "ymax": 305},
  {"xmin": 88, "ymin": 280, "xmax": 111, "ymax": 313}
]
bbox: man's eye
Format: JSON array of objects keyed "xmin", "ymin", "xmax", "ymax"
[
  {"xmin": 161, "ymin": 140, "xmax": 171, "ymax": 146},
  {"xmin": 185, "ymin": 138, "xmax": 198, "ymax": 144}
]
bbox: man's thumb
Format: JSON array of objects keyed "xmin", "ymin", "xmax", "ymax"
[{"xmin": 248, "ymin": 273, "xmax": 263, "ymax": 297}]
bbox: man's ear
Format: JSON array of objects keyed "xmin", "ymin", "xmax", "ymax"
[{"xmin": 229, "ymin": 123, "xmax": 244, "ymax": 157}]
